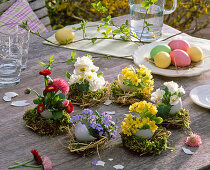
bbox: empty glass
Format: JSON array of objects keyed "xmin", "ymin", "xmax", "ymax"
[
  {"xmin": 0, "ymin": 23, "xmax": 27, "ymax": 86},
  {"xmin": 129, "ymin": 0, "xmax": 177, "ymax": 42}
]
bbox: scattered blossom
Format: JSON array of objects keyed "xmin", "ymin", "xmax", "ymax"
[
  {"xmin": 39, "ymin": 70, "xmax": 51, "ymax": 76},
  {"xmin": 185, "ymin": 133, "xmax": 202, "ymax": 147},
  {"xmin": 43, "ymin": 156, "xmax": 53, "ymax": 170},
  {"xmin": 31, "ymin": 149, "xmax": 42, "ymax": 165},
  {"xmin": 53, "ymin": 78, "xmax": 69, "ymax": 94}
]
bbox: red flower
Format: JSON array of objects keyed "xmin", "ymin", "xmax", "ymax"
[
  {"xmin": 53, "ymin": 78, "xmax": 69, "ymax": 94},
  {"xmin": 65, "ymin": 102, "xmax": 73, "ymax": 113},
  {"xmin": 45, "ymin": 84, "xmax": 58, "ymax": 92},
  {"xmin": 37, "ymin": 104, "xmax": 45, "ymax": 113},
  {"xmin": 31, "ymin": 149, "xmax": 42, "ymax": 165},
  {"xmin": 43, "ymin": 156, "xmax": 53, "ymax": 170},
  {"xmin": 39, "ymin": 70, "xmax": 51, "ymax": 76},
  {"xmin": 62, "ymin": 100, "xmax": 69, "ymax": 107},
  {"xmin": 24, "ymin": 88, "xmax": 31, "ymax": 94}
]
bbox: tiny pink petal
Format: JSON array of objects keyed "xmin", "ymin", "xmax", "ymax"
[
  {"xmin": 62, "ymin": 100, "xmax": 69, "ymax": 107},
  {"xmin": 43, "ymin": 156, "xmax": 53, "ymax": 170},
  {"xmin": 185, "ymin": 133, "xmax": 202, "ymax": 147},
  {"xmin": 53, "ymin": 78, "xmax": 69, "ymax": 94}
]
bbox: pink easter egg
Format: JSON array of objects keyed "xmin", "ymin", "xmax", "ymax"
[
  {"xmin": 168, "ymin": 40, "xmax": 190, "ymax": 51},
  {"xmin": 170, "ymin": 49, "xmax": 191, "ymax": 67}
]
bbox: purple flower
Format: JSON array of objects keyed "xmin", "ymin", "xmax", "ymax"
[
  {"xmin": 99, "ymin": 131, "xmax": 104, "ymax": 136},
  {"xmin": 82, "ymin": 109, "xmax": 93, "ymax": 115},
  {"xmin": 92, "ymin": 160, "xmax": 98, "ymax": 165},
  {"xmin": 71, "ymin": 115, "xmax": 82, "ymax": 123}
]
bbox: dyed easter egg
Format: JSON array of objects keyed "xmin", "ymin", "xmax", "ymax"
[
  {"xmin": 150, "ymin": 44, "xmax": 171, "ymax": 60},
  {"xmin": 168, "ymin": 40, "xmax": 190, "ymax": 51},
  {"xmin": 154, "ymin": 52, "xmax": 171, "ymax": 69},
  {"xmin": 55, "ymin": 27, "xmax": 75, "ymax": 45},
  {"xmin": 170, "ymin": 49, "xmax": 191, "ymax": 67},
  {"xmin": 187, "ymin": 46, "xmax": 203, "ymax": 62}
]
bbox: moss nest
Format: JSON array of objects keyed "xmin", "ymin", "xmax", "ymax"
[
  {"xmin": 120, "ymin": 127, "xmax": 171, "ymax": 156},
  {"xmin": 68, "ymin": 84, "xmax": 109, "ymax": 107},
  {"xmin": 23, "ymin": 108, "xmax": 72, "ymax": 136},
  {"xmin": 160, "ymin": 108, "xmax": 191, "ymax": 129},
  {"xmin": 111, "ymin": 80, "xmax": 150, "ymax": 105},
  {"xmin": 68, "ymin": 128, "xmax": 108, "ymax": 156}
]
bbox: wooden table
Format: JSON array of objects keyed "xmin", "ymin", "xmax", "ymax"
[{"xmin": 1, "ymin": 16, "xmax": 210, "ymax": 170}]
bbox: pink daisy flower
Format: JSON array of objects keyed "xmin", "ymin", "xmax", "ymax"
[
  {"xmin": 185, "ymin": 133, "xmax": 202, "ymax": 147},
  {"xmin": 53, "ymin": 78, "xmax": 69, "ymax": 94},
  {"xmin": 43, "ymin": 156, "xmax": 53, "ymax": 170},
  {"xmin": 62, "ymin": 100, "xmax": 69, "ymax": 107}
]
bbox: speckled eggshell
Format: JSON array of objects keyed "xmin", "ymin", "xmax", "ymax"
[
  {"xmin": 168, "ymin": 40, "xmax": 190, "ymax": 51},
  {"xmin": 170, "ymin": 49, "xmax": 191, "ymax": 67},
  {"xmin": 187, "ymin": 46, "xmax": 203, "ymax": 62},
  {"xmin": 150, "ymin": 44, "xmax": 171, "ymax": 60},
  {"xmin": 154, "ymin": 52, "xmax": 171, "ymax": 69}
]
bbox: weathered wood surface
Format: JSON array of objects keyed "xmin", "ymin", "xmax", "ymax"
[{"xmin": 1, "ymin": 16, "xmax": 210, "ymax": 170}]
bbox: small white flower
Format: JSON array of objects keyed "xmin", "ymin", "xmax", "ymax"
[
  {"xmin": 164, "ymin": 81, "xmax": 179, "ymax": 94},
  {"xmin": 178, "ymin": 86, "xmax": 185, "ymax": 94},
  {"xmin": 151, "ymin": 88, "xmax": 165, "ymax": 102},
  {"xmin": 170, "ymin": 95, "xmax": 180, "ymax": 105}
]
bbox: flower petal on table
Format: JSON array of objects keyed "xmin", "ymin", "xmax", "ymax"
[
  {"xmin": 96, "ymin": 161, "xmax": 105, "ymax": 166},
  {"xmin": 113, "ymin": 165, "xmax": 124, "ymax": 169},
  {"xmin": 182, "ymin": 147, "xmax": 194, "ymax": 155},
  {"xmin": 11, "ymin": 100, "xmax": 30, "ymax": 106}
]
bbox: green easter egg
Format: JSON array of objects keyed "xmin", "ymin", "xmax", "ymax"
[{"xmin": 150, "ymin": 45, "xmax": 171, "ymax": 60}]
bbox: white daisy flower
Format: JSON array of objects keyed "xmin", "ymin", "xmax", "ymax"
[
  {"xmin": 151, "ymin": 88, "xmax": 165, "ymax": 102},
  {"xmin": 170, "ymin": 95, "xmax": 180, "ymax": 105},
  {"xmin": 164, "ymin": 81, "xmax": 179, "ymax": 94}
]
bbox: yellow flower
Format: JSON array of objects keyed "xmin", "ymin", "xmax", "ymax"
[
  {"xmin": 134, "ymin": 117, "xmax": 143, "ymax": 129},
  {"xmin": 148, "ymin": 105, "xmax": 158, "ymax": 115},
  {"xmin": 149, "ymin": 121, "xmax": 158, "ymax": 132},
  {"xmin": 142, "ymin": 117, "xmax": 150, "ymax": 124}
]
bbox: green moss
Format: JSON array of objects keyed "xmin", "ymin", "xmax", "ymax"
[
  {"xmin": 111, "ymin": 80, "xmax": 150, "ymax": 105},
  {"xmin": 68, "ymin": 84, "xmax": 109, "ymax": 107},
  {"xmin": 120, "ymin": 127, "xmax": 171, "ymax": 156},
  {"xmin": 160, "ymin": 108, "xmax": 191, "ymax": 129},
  {"xmin": 23, "ymin": 108, "xmax": 72, "ymax": 136}
]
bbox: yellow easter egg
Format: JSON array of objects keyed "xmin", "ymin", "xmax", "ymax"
[
  {"xmin": 55, "ymin": 28, "xmax": 75, "ymax": 45},
  {"xmin": 154, "ymin": 52, "xmax": 171, "ymax": 69},
  {"xmin": 187, "ymin": 46, "xmax": 203, "ymax": 62}
]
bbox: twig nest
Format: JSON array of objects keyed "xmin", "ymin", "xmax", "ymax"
[
  {"xmin": 170, "ymin": 98, "xmax": 182, "ymax": 115},
  {"xmin": 134, "ymin": 129, "xmax": 154, "ymax": 139},
  {"xmin": 118, "ymin": 74, "xmax": 137, "ymax": 92},
  {"xmin": 41, "ymin": 110, "xmax": 53, "ymax": 119},
  {"xmin": 75, "ymin": 122, "xmax": 96, "ymax": 142}
]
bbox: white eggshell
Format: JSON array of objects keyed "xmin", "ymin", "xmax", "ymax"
[
  {"xmin": 41, "ymin": 110, "xmax": 53, "ymax": 119},
  {"xmin": 5, "ymin": 92, "xmax": 18, "ymax": 98},
  {"xmin": 3, "ymin": 96, "xmax": 11, "ymax": 102},
  {"xmin": 118, "ymin": 74, "xmax": 137, "ymax": 92},
  {"xmin": 170, "ymin": 99, "xmax": 182, "ymax": 115},
  {"xmin": 75, "ymin": 122, "xmax": 96, "ymax": 142},
  {"xmin": 11, "ymin": 100, "xmax": 30, "ymax": 107},
  {"xmin": 134, "ymin": 129, "xmax": 154, "ymax": 139}
]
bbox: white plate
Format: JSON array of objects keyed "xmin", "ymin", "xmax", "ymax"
[
  {"xmin": 190, "ymin": 85, "xmax": 210, "ymax": 109},
  {"xmin": 133, "ymin": 41, "xmax": 210, "ymax": 77}
]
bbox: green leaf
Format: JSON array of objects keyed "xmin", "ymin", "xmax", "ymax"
[
  {"xmin": 38, "ymin": 61, "xmax": 48, "ymax": 67},
  {"xmin": 49, "ymin": 55, "xmax": 54, "ymax": 64},
  {"xmin": 91, "ymin": 38, "xmax": 97, "ymax": 44},
  {"xmin": 157, "ymin": 105, "xmax": 172, "ymax": 119},
  {"xmin": 57, "ymin": 93, "xmax": 66, "ymax": 99},
  {"xmin": 104, "ymin": 23, "xmax": 108, "ymax": 28},
  {"xmin": 106, "ymin": 27, "xmax": 111, "ymax": 35},
  {"xmin": 54, "ymin": 95, "xmax": 59, "ymax": 102},
  {"xmin": 66, "ymin": 72, "xmax": 71, "ymax": 79},
  {"xmin": 97, "ymin": 72, "xmax": 103, "ymax": 77},
  {"xmin": 33, "ymin": 98, "xmax": 41, "ymax": 104},
  {"xmin": 52, "ymin": 111, "xmax": 63, "ymax": 120},
  {"xmin": 76, "ymin": 82, "xmax": 90, "ymax": 92},
  {"xmin": 102, "ymin": 55, "xmax": 111, "ymax": 60},
  {"xmin": 71, "ymin": 51, "xmax": 76, "ymax": 58},
  {"xmin": 97, "ymin": 27, "xmax": 100, "ymax": 32}
]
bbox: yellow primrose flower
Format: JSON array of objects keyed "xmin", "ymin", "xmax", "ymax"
[
  {"xmin": 142, "ymin": 117, "xmax": 150, "ymax": 124},
  {"xmin": 149, "ymin": 121, "xmax": 158, "ymax": 132},
  {"xmin": 134, "ymin": 117, "xmax": 143, "ymax": 129},
  {"xmin": 149, "ymin": 105, "xmax": 158, "ymax": 115}
]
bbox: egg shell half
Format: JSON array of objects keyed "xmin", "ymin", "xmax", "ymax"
[
  {"xmin": 150, "ymin": 44, "xmax": 171, "ymax": 60},
  {"xmin": 187, "ymin": 46, "xmax": 203, "ymax": 62},
  {"xmin": 170, "ymin": 49, "xmax": 191, "ymax": 67},
  {"xmin": 168, "ymin": 39, "xmax": 190, "ymax": 51},
  {"xmin": 154, "ymin": 52, "xmax": 171, "ymax": 69}
]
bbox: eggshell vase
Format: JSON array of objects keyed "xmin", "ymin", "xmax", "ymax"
[
  {"xmin": 169, "ymin": 99, "xmax": 182, "ymax": 115},
  {"xmin": 75, "ymin": 122, "xmax": 96, "ymax": 142},
  {"xmin": 118, "ymin": 74, "xmax": 137, "ymax": 92},
  {"xmin": 41, "ymin": 110, "xmax": 53, "ymax": 119},
  {"xmin": 134, "ymin": 129, "xmax": 154, "ymax": 139}
]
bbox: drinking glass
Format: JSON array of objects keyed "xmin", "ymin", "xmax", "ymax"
[
  {"xmin": 0, "ymin": 23, "xmax": 26, "ymax": 86},
  {"xmin": 129, "ymin": 0, "xmax": 177, "ymax": 42}
]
